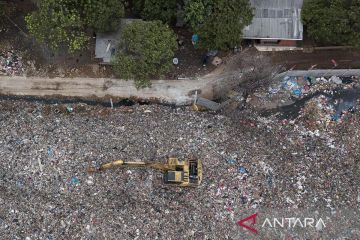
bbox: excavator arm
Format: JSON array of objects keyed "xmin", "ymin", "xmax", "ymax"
[{"xmin": 89, "ymin": 159, "xmax": 175, "ymax": 172}]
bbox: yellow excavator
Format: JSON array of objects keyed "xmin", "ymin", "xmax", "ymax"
[{"xmin": 89, "ymin": 157, "xmax": 202, "ymax": 187}]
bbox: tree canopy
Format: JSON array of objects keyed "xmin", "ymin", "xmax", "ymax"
[
  {"xmin": 0, "ymin": 2, "xmax": 16, "ymax": 32},
  {"xmin": 132, "ymin": 0, "xmax": 254, "ymax": 50},
  {"xmin": 132, "ymin": 0, "xmax": 178, "ymax": 24},
  {"xmin": 112, "ymin": 20, "xmax": 177, "ymax": 88},
  {"xmin": 184, "ymin": 0, "xmax": 253, "ymax": 50},
  {"xmin": 184, "ymin": 0, "xmax": 213, "ymax": 31},
  {"xmin": 81, "ymin": 0, "xmax": 125, "ymax": 32},
  {"xmin": 25, "ymin": 0, "xmax": 125, "ymax": 52},
  {"xmin": 302, "ymin": 0, "xmax": 360, "ymax": 47}
]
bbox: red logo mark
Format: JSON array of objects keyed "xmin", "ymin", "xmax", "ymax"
[{"xmin": 237, "ymin": 213, "xmax": 258, "ymax": 234}]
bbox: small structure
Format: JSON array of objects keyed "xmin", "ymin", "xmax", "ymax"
[
  {"xmin": 243, "ymin": 0, "xmax": 304, "ymax": 51},
  {"xmin": 95, "ymin": 18, "xmax": 138, "ymax": 64}
]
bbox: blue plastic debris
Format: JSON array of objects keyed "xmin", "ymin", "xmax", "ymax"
[
  {"xmin": 69, "ymin": 177, "xmax": 80, "ymax": 185},
  {"xmin": 332, "ymin": 114, "xmax": 340, "ymax": 121},
  {"xmin": 292, "ymin": 89, "xmax": 302, "ymax": 97},
  {"xmin": 282, "ymin": 77, "xmax": 299, "ymax": 90},
  {"xmin": 47, "ymin": 147, "xmax": 54, "ymax": 157},
  {"xmin": 239, "ymin": 166, "xmax": 247, "ymax": 174},
  {"xmin": 191, "ymin": 34, "xmax": 199, "ymax": 45},
  {"xmin": 227, "ymin": 159, "xmax": 236, "ymax": 164}
]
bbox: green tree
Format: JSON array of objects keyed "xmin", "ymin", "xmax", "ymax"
[
  {"xmin": 112, "ymin": 20, "xmax": 178, "ymax": 88},
  {"xmin": 25, "ymin": 0, "xmax": 125, "ymax": 52},
  {"xmin": 25, "ymin": 0, "xmax": 87, "ymax": 52},
  {"xmin": 81, "ymin": 0, "xmax": 124, "ymax": 32},
  {"xmin": 302, "ymin": 0, "xmax": 360, "ymax": 47},
  {"xmin": 0, "ymin": 2, "xmax": 16, "ymax": 32},
  {"xmin": 184, "ymin": 0, "xmax": 213, "ymax": 30},
  {"xmin": 140, "ymin": 0, "xmax": 178, "ymax": 24},
  {"xmin": 184, "ymin": 0, "xmax": 253, "ymax": 50}
]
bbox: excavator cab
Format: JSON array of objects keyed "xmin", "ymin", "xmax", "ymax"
[
  {"xmin": 163, "ymin": 158, "xmax": 202, "ymax": 187},
  {"xmin": 164, "ymin": 171, "xmax": 184, "ymax": 183}
]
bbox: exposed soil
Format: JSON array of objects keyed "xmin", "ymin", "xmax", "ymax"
[
  {"xmin": 166, "ymin": 28, "xmax": 224, "ymax": 79},
  {"xmin": 268, "ymin": 48, "xmax": 360, "ymax": 70}
]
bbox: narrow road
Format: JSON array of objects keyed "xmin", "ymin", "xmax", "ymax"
[{"xmin": 0, "ymin": 65, "xmax": 243, "ymax": 105}]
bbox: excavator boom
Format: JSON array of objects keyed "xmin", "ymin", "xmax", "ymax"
[{"xmin": 97, "ymin": 160, "xmax": 174, "ymax": 172}]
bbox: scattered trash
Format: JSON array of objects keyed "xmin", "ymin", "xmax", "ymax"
[
  {"xmin": 0, "ymin": 100, "xmax": 358, "ymax": 239},
  {"xmin": 191, "ymin": 34, "xmax": 199, "ymax": 47},
  {"xmin": 227, "ymin": 159, "xmax": 236, "ymax": 164},
  {"xmin": 329, "ymin": 76, "xmax": 342, "ymax": 84},
  {"xmin": 331, "ymin": 59, "xmax": 338, "ymax": 67},
  {"xmin": 47, "ymin": 147, "xmax": 54, "ymax": 157},
  {"xmin": 269, "ymin": 86, "xmax": 280, "ymax": 94},
  {"xmin": 238, "ymin": 166, "xmax": 247, "ymax": 174},
  {"xmin": 211, "ymin": 56, "xmax": 222, "ymax": 66},
  {"xmin": 206, "ymin": 50, "xmax": 218, "ymax": 57},
  {"xmin": 292, "ymin": 89, "xmax": 302, "ymax": 97},
  {"xmin": 66, "ymin": 106, "xmax": 74, "ymax": 113},
  {"xmin": 69, "ymin": 177, "xmax": 80, "ymax": 185},
  {"xmin": 110, "ymin": 98, "xmax": 114, "ymax": 109},
  {"xmin": 16, "ymin": 180, "xmax": 24, "ymax": 189},
  {"xmin": 0, "ymin": 50, "xmax": 24, "ymax": 76},
  {"xmin": 341, "ymin": 76, "xmax": 353, "ymax": 84},
  {"xmin": 172, "ymin": 58, "xmax": 179, "ymax": 65},
  {"xmin": 266, "ymin": 174, "xmax": 273, "ymax": 187},
  {"xmin": 86, "ymin": 176, "xmax": 94, "ymax": 185}
]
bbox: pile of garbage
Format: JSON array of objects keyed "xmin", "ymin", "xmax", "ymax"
[
  {"xmin": 0, "ymin": 100, "xmax": 358, "ymax": 239},
  {"xmin": 269, "ymin": 75, "xmax": 356, "ymax": 98},
  {"xmin": 0, "ymin": 50, "xmax": 24, "ymax": 76},
  {"xmin": 297, "ymin": 94, "xmax": 358, "ymax": 127}
]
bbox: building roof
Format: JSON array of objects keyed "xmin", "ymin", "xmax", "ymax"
[
  {"xmin": 243, "ymin": 0, "xmax": 304, "ymax": 40},
  {"xmin": 95, "ymin": 19, "xmax": 137, "ymax": 64}
]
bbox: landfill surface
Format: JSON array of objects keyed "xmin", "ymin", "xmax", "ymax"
[{"xmin": 0, "ymin": 96, "xmax": 359, "ymax": 239}]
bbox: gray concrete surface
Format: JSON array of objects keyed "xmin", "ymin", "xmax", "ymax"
[{"xmin": 275, "ymin": 69, "xmax": 360, "ymax": 79}]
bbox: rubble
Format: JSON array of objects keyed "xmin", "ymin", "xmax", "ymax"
[{"xmin": 0, "ymin": 99, "xmax": 359, "ymax": 239}]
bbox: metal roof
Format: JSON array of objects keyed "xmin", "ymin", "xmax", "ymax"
[
  {"xmin": 243, "ymin": 0, "xmax": 304, "ymax": 40},
  {"xmin": 95, "ymin": 19, "xmax": 138, "ymax": 63}
]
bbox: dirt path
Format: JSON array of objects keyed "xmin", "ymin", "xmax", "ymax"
[{"xmin": 0, "ymin": 64, "xmax": 242, "ymax": 105}]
